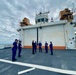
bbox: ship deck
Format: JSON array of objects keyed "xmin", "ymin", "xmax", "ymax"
[{"xmin": 0, "ymin": 48, "xmax": 76, "ymax": 75}]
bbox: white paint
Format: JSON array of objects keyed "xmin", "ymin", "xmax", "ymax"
[
  {"xmin": 23, "ymin": 24, "xmax": 66, "ymax": 46},
  {"xmin": 18, "ymin": 19, "xmax": 76, "ymax": 49},
  {"xmin": 24, "ymin": 28, "xmax": 37, "ymax": 46},
  {"xmin": 0, "ymin": 59, "xmax": 76, "ymax": 75},
  {"xmin": 21, "ymin": 27, "xmax": 24, "ymax": 47},
  {"xmin": 38, "ymin": 25, "xmax": 65, "ymax": 46},
  {"xmin": 19, "ymin": 21, "xmax": 67, "ymax": 47},
  {"xmin": 18, "ymin": 67, "xmax": 35, "ymax": 75},
  {"xmin": 64, "ymin": 23, "xmax": 75, "ymax": 49}
]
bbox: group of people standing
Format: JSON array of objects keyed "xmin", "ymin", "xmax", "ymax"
[
  {"xmin": 12, "ymin": 39, "xmax": 53, "ymax": 61},
  {"xmin": 12, "ymin": 39, "xmax": 22, "ymax": 61},
  {"xmin": 32, "ymin": 40, "xmax": 53, "ymax": 55}
]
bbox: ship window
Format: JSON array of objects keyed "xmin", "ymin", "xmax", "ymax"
[
  {"xmin": 38, "ymin": 19, "xmax": 40, "ymax": 22},
  {"xmin": 45, "ymin": 18, "xmax": 48, "ymax": 22},
  {"xmin": 41, "ymin": 18, "xmax": 44, "ymax": 22}
]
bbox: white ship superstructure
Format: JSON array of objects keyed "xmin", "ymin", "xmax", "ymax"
[{"xmin": 18, "ymin": 9, "xmax": 76, "ymax": 49}]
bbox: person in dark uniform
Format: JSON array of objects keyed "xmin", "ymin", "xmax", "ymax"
[
  {"xmin": 45, "ymin": 41, "xmax": 48, "ymax": 53},
  {"xmin": 49, "ymin": 41, "xmax": 53, "ymax": 55},
  {"xmin": 34, "ymin": 41, "xmax": 37, "ymax": 53},
  {"xmin": 32, "ymin": 40, "xmax": 35, "ymax": 54},
  {"xmin": 38, "ymin": 41, "xmax": 42, "ymax": 52},
  {"xmin": 12, "ymin": 39, "xmax": 18, "ymax": 61},
  {"xmin": 18, "ymin": 40, "xmax": 22, "ymax": 57}
]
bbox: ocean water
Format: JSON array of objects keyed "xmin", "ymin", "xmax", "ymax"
[
  {"xmin": 0, "ymin": 44, "xmax": 12, "ymax": 49},
  {"xmin": 0, "ymin": 44, "xmax": 4, "ymax": 49}
]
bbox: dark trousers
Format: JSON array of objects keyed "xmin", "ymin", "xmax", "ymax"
[
  {"xmin": 39, "ymin": 47, "xmax": 42, "ymax": 52},
  {"xmin": 35, "ymin": 46, "xmax": 37, "ymax": 53},
  {"xmin": 45, "ymin": 46, "xmax": 48, "ymax": 53},
  {"xmin": 50, "ymin": 48, "xmax": 53, "ymax": 55},
  {"xmin": 32, "ymin": 47, "xmax": 35, "ymax": 54},
  {"xmin": 18, "ymin": 48, "xmax": 21, "ymax": 57},
  {"xmin": 12, "ymin": 49, "xmax": 17, "ymax": 61}
]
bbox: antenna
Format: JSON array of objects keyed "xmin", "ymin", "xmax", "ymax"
[
  {"xmin": 72, "ymin": 3, "xmax": 76, "ymax": 13},
  {"xmin": 42, "ymin": 5, "xmax": 46, "ymax": 13},
  {"xmin": 35, "ymin": 10, "xmax": 37, "ymax": 15}
]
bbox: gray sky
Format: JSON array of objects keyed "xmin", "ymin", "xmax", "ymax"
[{"xmin": 0, "ymin": 0, "xmax": 76, "ymax": 44}]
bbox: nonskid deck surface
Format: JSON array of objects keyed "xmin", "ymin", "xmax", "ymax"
[{"xmin": 0, "ymin": 48, "xmax": 76, "ymax": 75}]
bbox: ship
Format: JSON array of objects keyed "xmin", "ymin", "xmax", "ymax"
[{"xmin": 18, "ymin": 8, "xmax": 76, "ymax": 49}]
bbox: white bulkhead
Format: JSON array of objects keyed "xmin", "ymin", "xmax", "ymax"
[{"xmin": 18, "ymin": 11, "xmax": 76, "ymax": 49}]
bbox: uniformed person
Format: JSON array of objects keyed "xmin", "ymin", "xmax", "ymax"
[
  {"xmin": 34, "ymin": 41, "xmax": 37, "ymax": 53},
  {"xmin": 38, "ymin": 41, "xmax": 42, "ymax": 52},
  {"xmin": 12, "ymin": 39, "xmax": 18, "ymax": 61},
  {"xmin": 18, "ymin": 40, "xmax": 22, "ymax": 57},
  {"xmin": 49, "ymin": 42, "xmax": 53, "ymax": 55},
  {"xmin": 45, "ymin": 41, "xmax": 48, "ymax": 53},
  {"xmin": 32, "ymin": 40, "xmax": 35, "ymax": 54}
]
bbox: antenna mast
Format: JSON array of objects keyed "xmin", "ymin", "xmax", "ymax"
[{"xmin": 72, "ymin": 3, "xmax": 76, "ymax": 13}]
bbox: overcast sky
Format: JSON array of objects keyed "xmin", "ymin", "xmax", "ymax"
[{"xmin": 0, "ymin": 0, "xmax": 76, "ymax": 44}]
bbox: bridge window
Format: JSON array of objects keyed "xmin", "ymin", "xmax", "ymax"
[
  {"xmin": 45, "ymin": 18, "xmax": 48, "ymax": 22},
  {"xmin": 38, "ymin": 19, "xmax": 40, "ymax": 22},
  {"xmin": 41, "ymin": 18, "xmax": 44, "ymax": 22}
]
